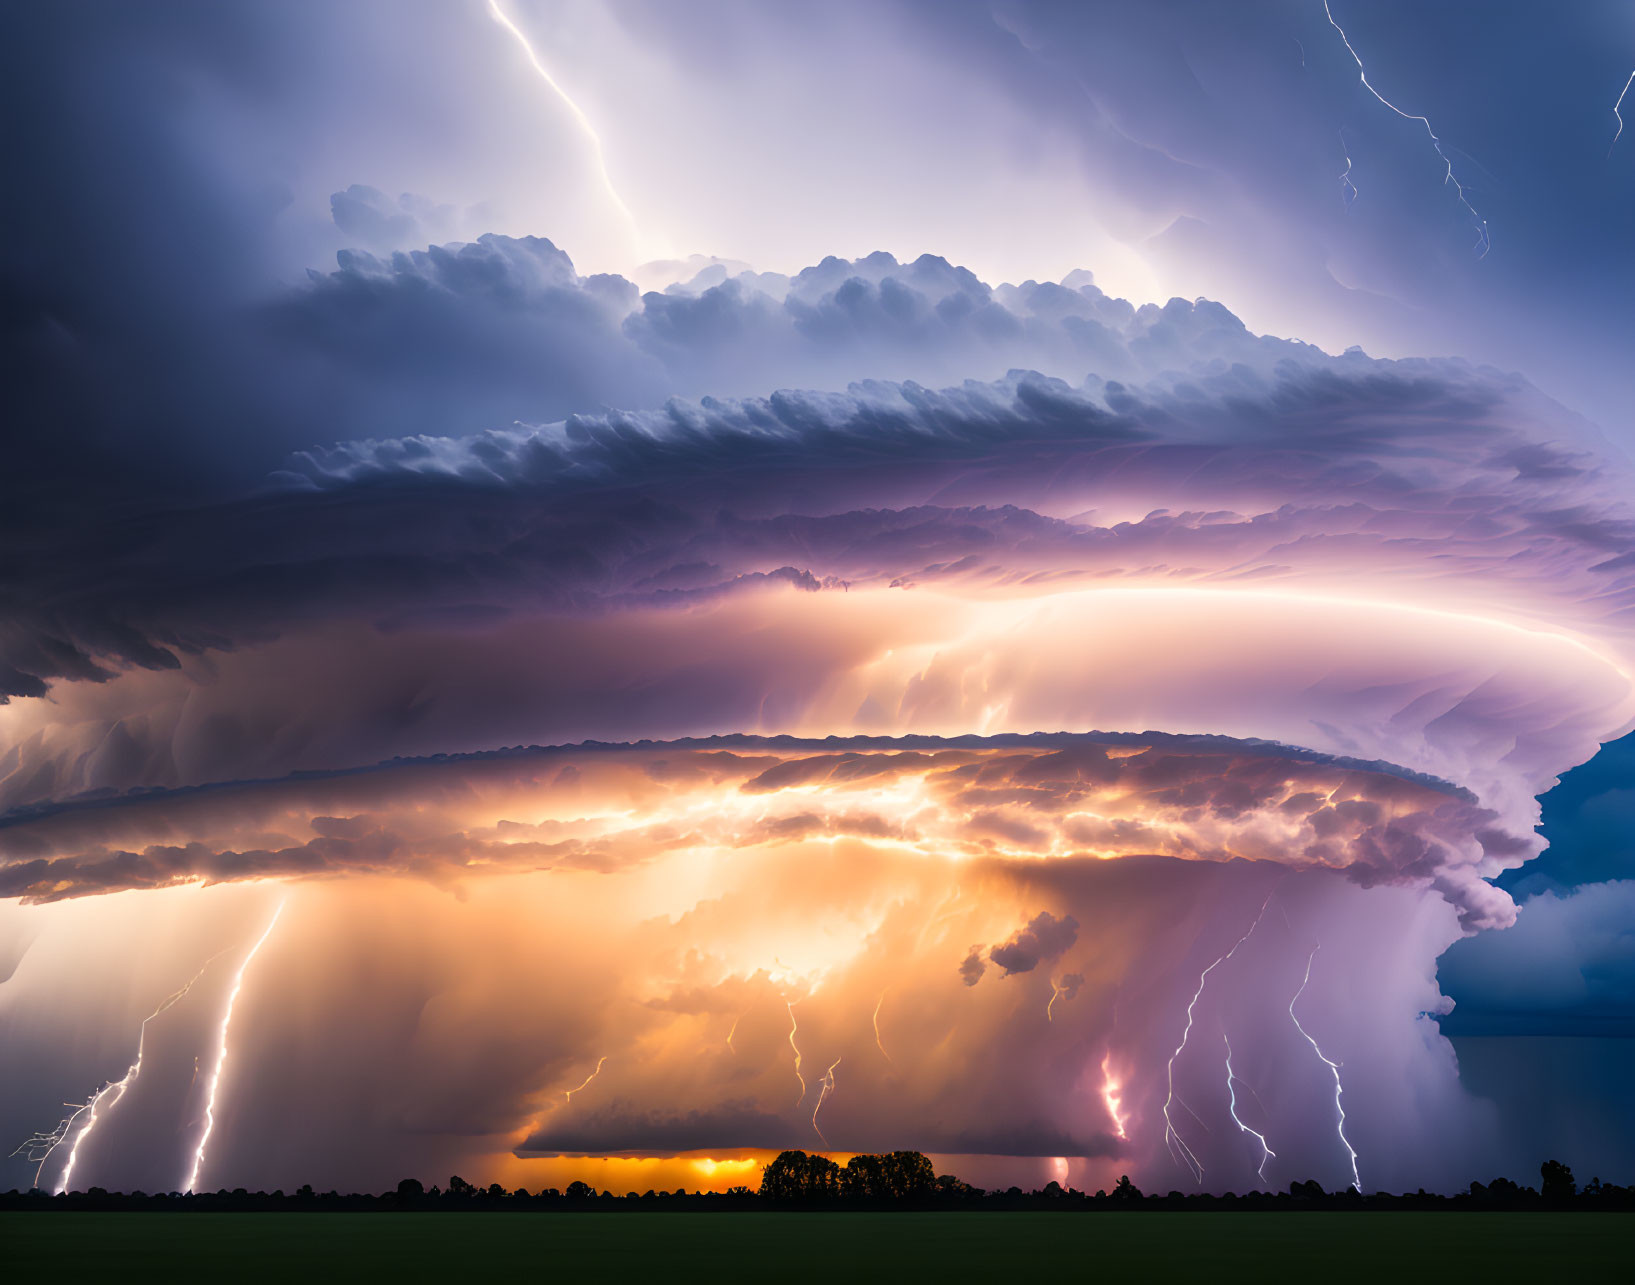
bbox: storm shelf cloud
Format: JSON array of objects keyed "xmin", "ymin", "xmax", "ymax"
[{"xmin": 3, "ymin": 0, "xmax": 1633, "ymax": 1204}]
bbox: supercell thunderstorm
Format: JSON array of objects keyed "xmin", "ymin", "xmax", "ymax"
[{"xmin": 2, "ymin": 241, "xmax": 1633, "ymax": 1198}]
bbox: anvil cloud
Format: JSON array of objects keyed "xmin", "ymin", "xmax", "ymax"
[{"xmin": 3, "ymin": 0, "xmax": 1633, "ymax": 1203}]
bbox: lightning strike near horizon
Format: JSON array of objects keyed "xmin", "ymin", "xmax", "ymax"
[
  {"xmin": 1612, "ymin": 70, "xmax": 1635, "ymax": 155},
  {"xmin": 563, "ymin": 1056, "xmax": 609, "ymax": 1105},
  {"xmin": 1290, "ymin": 942, "xmax": 1362, "ymax": 1192},
  {"xmin": 182, "ymin": 901, "xmax": 285, "ymax": 1194},
  {"xmin": 485, "ymin": 0, "xmax": 642, "ymax": 250},
  {"xmin": 1162, "ymin": 895, "xmax": 1275, "ymax": 1184},
  {"xmin": 10, "ymin": 1105, "xmax": 94, "ymax": 1192},
  {"xmin": 1322, "ymin": 0, "xmax": 1490, "ymax": 256},
  {"xmin": 1223, "ymin": 1033, "xmax": 1276, "ymax": 1186},
  {"xmin": 811, "ymin": 1056, "xmax": 842, "ymax": 1144},
  {"xmin": 52, "ymin": 950, "xmax": 229, "ymax": 1194}
]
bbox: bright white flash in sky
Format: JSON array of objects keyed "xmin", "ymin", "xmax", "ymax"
[
  {"xmin": 1322, "ymin": 0, "xmax": 1491, "ymax": 257},
  {"xmin": 485, "ymin": 0, "xmax": 643, "ymax": 254},
  {"xmin": 182, "ymin": 900, "xmax": 285, "ymax": 1194}
]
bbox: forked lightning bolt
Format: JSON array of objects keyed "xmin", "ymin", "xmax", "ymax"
[
  {"xmin": 11, "ymin": 949, "xmax": 229, "ymax": 1192},
  {"xmin": 1322, "ymin": 0, "xmax": 1490, "ymax": 256},
  {"xmin": 1223, "ymin": 1033, "xmax": 1276, "ymax": 1186},
  {"xmin": 55, "ymin": 950, "xmax": 230, "ymax": 1193},
  {"xmin": 1163, "ymin": 894, "xmax": 1275, "ymax": 1184},
  {"xmin": 183, "ymin": 901, "xmax": 285, "ymax": 1194},
  {"xmin": 1289, "ymin": 942, "xmax": 1362, "ymax": 1192}
]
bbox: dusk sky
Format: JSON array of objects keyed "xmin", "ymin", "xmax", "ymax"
[{"xmin": 2, "ymin": 0, "xmax": 1632, "ymax": 1198}]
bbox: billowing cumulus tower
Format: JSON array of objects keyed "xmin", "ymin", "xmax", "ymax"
[{"xmin": 3, "ymin": 244, "xmax": 1633, "ymax": 1197}]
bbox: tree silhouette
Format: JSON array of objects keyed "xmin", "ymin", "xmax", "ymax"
[
  {"xmin": 1541, "ymin": 1160, "xmax": 1577, "ymax": 1202},
  {"xmin": 760, "ymin": 1150, "xmax": 842, "ymax": 1200}
]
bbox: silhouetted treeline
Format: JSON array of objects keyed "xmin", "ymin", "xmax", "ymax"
[{"xmin": 4, "ymin": 1155, "xmax": 1631, "ymax": 1212}]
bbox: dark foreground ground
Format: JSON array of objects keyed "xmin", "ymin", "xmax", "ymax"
[{"xmin": 8, "ymin": 1212, "xmax": 1630, "ymax": 1283}]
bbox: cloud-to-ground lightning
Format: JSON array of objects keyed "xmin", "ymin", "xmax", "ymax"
[
  {"xmin": 1612, "ymin": 70, "xmax": 1635, "ymax": 155},
  {"xmin": 811, "ymin": 1056, "xmax": 842, "ymax": 1144},
  {"xmin": 182, "ymin": 900, "xmax": 285, "ymax": 1194},
  {"xmin": 485, "ymin": 0, "xmax": 642, "ymax": 250},
  {"xmin": 53, "ymin": 950, "xmax": 229, "ymax": 1194},
  {"xmin": 11, "ymin": 948, "xmax": 230, "ymax": 1192},
  {"xmin": 1222, "ymin": 1033, "xmax": 1276, "ymax": 1186},
  {"xmin": 563, "ymin": 1055, "xmax": 608, "ymax": 1105},
  {"xmin": 1290, "ymin": 942, "xmax": 1362, "ymax": 1192},
  {"xmin": 1162, "ymin": 894, "xmax": 1275, "ymax": 1184},
  {"xmin": 11, "ymin": 1107, "xmax": 94, "ymax": 1192},
  {"xmin": 1322, "ymin": 0, "xmax": 1490, "ymax": 256},
  {"xmin": 1100, "ymin": 1052, "xmax": 1129, "ymax": 1141}
]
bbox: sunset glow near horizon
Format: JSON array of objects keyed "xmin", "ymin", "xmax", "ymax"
[{"xmin": 3, "ymin": 0, "xmax": 1634, "ymax": 1199}]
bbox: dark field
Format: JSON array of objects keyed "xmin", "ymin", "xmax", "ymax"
[{"xmin": 7, "ymin": 1212, "xmax": 1629, "ymax": 1282}]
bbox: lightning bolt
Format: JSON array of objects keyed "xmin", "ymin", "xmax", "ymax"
[
  {"xmin": 182, "ymin": 900, "xmax": 285, "ymax": 1194},
  {"xmin": 485, "ymin": 0, "xmax": 642, "ymax": 250},
  {"xmin": 1289, "ymin": 942, "xmax": 1362, "ymax": 1192},
  {"xmin": 1100, "ymin": 1052, "xmax": 1128, "ymax": 1142},
  {"xmin": 811, "ymin": 1056, "xmax": 842, "ymax": 1144},
  {"xmin": 1337, "ymin": 127, "xmax": 1359, "ymax": 209},
  {"xmin": 1322, "ymin": 0, "xmax": 1491, "ymax": 256},
  {"xmin": 1162, "ymin": 894, "xmax": 1275, "ymax": 1185},
  {"xmin": 725, "ymin": 1014, "xmax": 741, "ymax": 1055},
  {"xmin": 872, "ymin": 992, "xmax": 892, "ymax": 1065},
  {"xmin": 54, "ymin": 950, "xmax": 230, "ymax": 1194},
  {"xmin": 10, "ymin": 1106, "xmax": 94, "ymax": 1192},
  {"xmin": 1046, "ymin": 977, "xmax": 1075, "ymax": 1024},
  {"xmin": 1612, "ymin": 70, "xmax": 1635, "ymax": 155},
  {"xmin": 1223, "ymin": 1033, "xmax": 1276, "ymax": 1186},
  {"xmin": 563, "ymin": 1055, "xmax": 608, "ymax": 1105},
  {"xmin": 786, "ymin": 998, "xmax": 806, "ymax": 1107}
]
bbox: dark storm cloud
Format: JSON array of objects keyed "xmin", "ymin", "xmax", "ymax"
[
  {"xmin": 2, "ymin": 335, "xmax": 1627, "ymax": 710},
  {"xmin": 989, "ymin": 911, "xmax": 1080, "ymax": 976}
]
